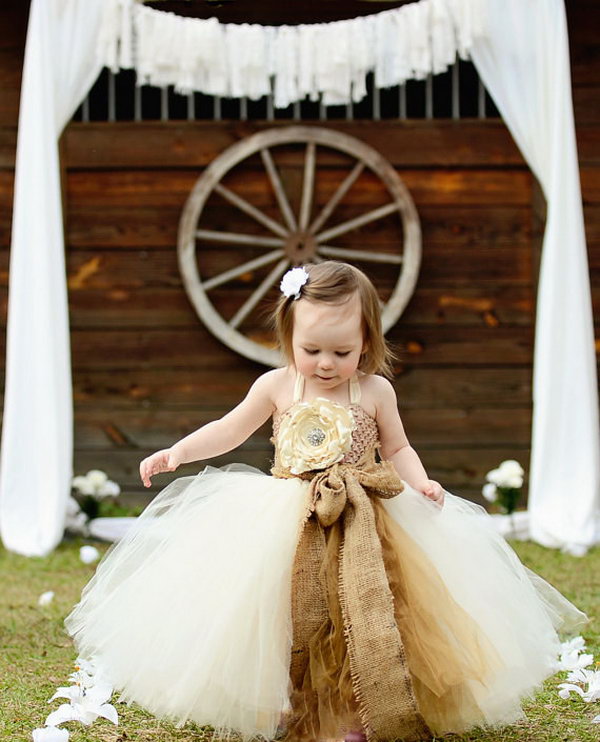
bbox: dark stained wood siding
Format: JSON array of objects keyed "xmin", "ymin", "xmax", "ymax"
[{"xmin": 0, "ymin": 0, "xmax": 598, "ymax": 505}]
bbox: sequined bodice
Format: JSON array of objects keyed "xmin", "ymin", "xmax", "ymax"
[{"xmin": 271, "ymin": 373, "xmax": 380, "ymax": 472}]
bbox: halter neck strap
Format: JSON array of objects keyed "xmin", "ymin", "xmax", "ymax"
[
  {"xmin": 349, "ymin": 373, "xmax": 361, "ymax": 404},
  {"xmin": 293, "ymin": 371, "xmax": 361, "ymax": 404},
  {"xmin": 293, "ymin": 370, "xmax": 305, "ymax": 402}
]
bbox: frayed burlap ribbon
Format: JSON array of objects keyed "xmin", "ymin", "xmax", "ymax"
[{"xmin": 272, "ymin": 456, "xmax": 432, "ymax": 742}]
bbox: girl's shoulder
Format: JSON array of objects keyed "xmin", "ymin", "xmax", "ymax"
[
  {"xmin": 357, "ymin": 373, "xmax": 398, "ymax": 420},
  {"xmin": 256, "ymin": 366, "xmax": 295, "ymax": 414}
]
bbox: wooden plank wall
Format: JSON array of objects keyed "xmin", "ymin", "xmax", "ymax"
[{"xmin": 0, "ymin": 0, "xmax": 598, "ymax": 504}]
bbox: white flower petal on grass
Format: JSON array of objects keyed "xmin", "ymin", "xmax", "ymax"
[
  {"xmin": 592, "ymin": 714, "xmax": 600, "ymax": 724},
  {"xmin": 38, "ymin": 591, "xmax": 55, "ymax": 607},
  {"xmin": 45, "ymin": 694, "xmax": 119, "ymax": 728},
  {"xmin": 74, "ymin": 657, "xmax": 97, "ymax": 675},
  {"xmin": 559, "ymin": 669, "xmax": 600, "ymax": 704},
  {"xmin": 580, "ymin": 669, "xmax": 600, "ymax": 702},
  {"xmin": 556, "ymin": 649, "xmax": 594, "ymax": 672},
  {"xmin": 45, "ymin": 704, "xmax": 86, "ymax": 727},
  {"xmin": 79, "ymin": 546, "xmax": 100, "ymax": 564},
  {"xmin": 48, "ymin": 686, "xmax": 83, "ymax": 703},
  {"xmin": 32, "ymin": 727, "xmax": 69, "ymax": 742},
  {"xmin": 557, "ymin": 682, "xmax": 586, "ymax": 700},
  {"xmin": 560, "ymin": 635, "xmax": 587, "ymax": 655}
]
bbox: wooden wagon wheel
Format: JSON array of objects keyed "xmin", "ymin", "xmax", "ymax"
[{"xmin": 178, "ymin": 125, "xmax": 421, "ymax": 367}]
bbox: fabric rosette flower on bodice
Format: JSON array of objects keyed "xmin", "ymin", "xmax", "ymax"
[{"xmin": 277, "ymin": 398, "xmax": 355, "ymax": 475}]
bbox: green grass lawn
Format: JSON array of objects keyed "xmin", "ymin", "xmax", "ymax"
[{"xmin": 1, "ymin": 538, "xmax": 598, "ymax": 742}]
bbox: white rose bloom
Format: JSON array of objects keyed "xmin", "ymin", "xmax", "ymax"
[
  {"xmin": 66, "ymin": 496, "xmax": 82, "ymax": 517},
  {"xmin": 504, "ymin": 473, "xmax": 524, "ymax": 489},
  {"xmin": 71, "ymin": 476, "xmax": 94, "ymax": 496},
  {"xmin": 499, "ymin": 459, "xmax": 524, "ymax": 477},
  {"xmin": 279, "ymin": 267, "xmax": 309, "ymax": 299},
  {"xmin": 80, "ymin": 546, "xmax": 100, "ymax": 564},
  {"xmin": 38, "ymin": 591, "xmax": 55, "ymax": 606},
  {"xmin": 482, "ymin": 483, "xmax": 497, "ymax": 502},
  {"xmin": 96, "ymin": 480, "xmax": 120, "ymax": 498},
  {"xmin": 86, "ymin": 470, "xmax": 108, "ymax": 490},
  {"xmin": 278, "ymin": 398, "xmax": 354, "ymax": 475},
  {"xmin": 485, "ymin": 467, "xmax": 503, "ymax": 486}
]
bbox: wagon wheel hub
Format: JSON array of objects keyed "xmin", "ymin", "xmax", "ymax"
[{"xmin": 285, "ymin": 231, "xmax": 317, "ymax": 263}]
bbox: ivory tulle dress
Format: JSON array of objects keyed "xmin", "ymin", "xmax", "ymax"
[{"xmin": 64, "ymin": 372, "xmax": 588, "ymax": 742}]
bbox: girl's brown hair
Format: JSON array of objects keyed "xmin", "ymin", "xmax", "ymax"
[{"xmin": 273, "ymin": 261, "xmax": 396, "ymax": 377}]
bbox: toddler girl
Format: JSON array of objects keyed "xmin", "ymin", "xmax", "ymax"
[{"xmin": 65, "ymin": 261, "xmax": 587, "ymax": 742}]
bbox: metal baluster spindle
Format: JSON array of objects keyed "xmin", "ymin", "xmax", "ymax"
[
  {"xmin": 187, "ymin": 92, "xmax": 195, "ymax": 121},
  {"xmin": 399, "ymin": 83, "xmax": 407, "ymax": 119},
  {"xmin": 108, "ymin": 71, "xmax": 116, "ymax": 122},
  {"xmin": 425, "ymin": 74, "xmax": 433, "ymax": 119},
  {"xmin": 160, "ymin": 86, "xmax": 169, "ymax": 121},
  {"xmin": 478, "ymin": 78, "xmax": 487, "ymax": 119},
  {"xmin": 134, "ymin": 84, "xmax": 142, "ymax": 122},
  {"xmin": 451, "ymin": 60, "xmax": 460, "ymax": 120}
]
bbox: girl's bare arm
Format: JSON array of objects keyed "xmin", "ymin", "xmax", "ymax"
[
  {"xmin": 140, "ymin": 370, "xmax": 278, "ymax": 486},
  {"xmin": 170, "ymin": 371, "xmax": 278, "ymax": 464},
  {"xmin": 371, "ymin": 376, "xmax": 444, "ymax": 503}
]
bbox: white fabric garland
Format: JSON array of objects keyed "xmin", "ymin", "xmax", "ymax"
[{"xmin": 97, "ymin": 0, "xmax": 486, "ymax": 107}]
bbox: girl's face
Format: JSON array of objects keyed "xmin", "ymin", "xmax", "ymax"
[{"xmin": 291, "ymin": 293, "xmax": 365, "ymax": 391}]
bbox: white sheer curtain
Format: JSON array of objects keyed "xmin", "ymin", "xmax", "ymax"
[
  {"xmin": 471, "ymin": 0, "xmax": 600, "ymax": 551},
  {"xmin": 0, "ymin": 0, "xmax": 105, "ymax": 556}
]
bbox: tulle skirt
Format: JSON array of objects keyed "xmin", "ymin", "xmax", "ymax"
[{"xmin": 64, "ymin": 463, "xmax": 587, "ymax": 741}]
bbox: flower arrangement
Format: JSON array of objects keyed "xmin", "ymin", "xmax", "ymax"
[
  {"xmin": 70, "ymin": 469, "xmax": 144, "ymax": 525},
  {"xmin": 71, "ymin": 469, "xmax": 121, "ymax": 521},
  {"xmin": 481, "ymin": 459, "xmax": 524, "ymax": 515}
]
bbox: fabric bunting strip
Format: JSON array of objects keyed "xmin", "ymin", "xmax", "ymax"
[{"xmin": 96, "ymin": 0, "xmax": 487, "ymax": 108}]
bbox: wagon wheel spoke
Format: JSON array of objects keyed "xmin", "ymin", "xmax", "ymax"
[
  {"xmin": 229, "ymin": 258, "xmax": 290, "ymax": 329},
  {"xmin": 260, "ymin": 148, "xmax": 297, "ymax": 232},
  {"xmin": 196, "ymin": 229, "xmax": 284, "ymax": 248},
  {"xmin": 203, "ymin": 249, "xmax": 286, "ymax": 291},
  {"xmin": 317, "ymin": 245, "xmax": 403, "ymax": 265},
  {"xmin": 299, "ymin": 142, "xmax": 316, "ymax": 231},
  {"xmin": 309, "ymin": 161, "xmax": 364, "ymax": 235},
  {"xmin": 214, "ymin": 183, "xmax": 288, "ymax": 238},
  {"xmin": 315, "ymin": 202, "xmax": 400, "ymax": 244}
]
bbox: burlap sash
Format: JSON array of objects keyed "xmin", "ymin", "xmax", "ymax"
[{"xmin": 272, "ymin": 455, "xmax": 432, "ymax": 742}]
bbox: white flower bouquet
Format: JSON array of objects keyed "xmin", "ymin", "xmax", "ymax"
[
  {"xmin": 71, "ymin": 470, "xmax": 121, "ymax": 521},
  {"xmin": 482, "ymin": 459, "xmax": 524, "ymax": 515}
]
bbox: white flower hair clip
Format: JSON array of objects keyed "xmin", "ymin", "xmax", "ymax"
[{"xmin": 280, "ymin": 266, "xmax": 309, "ymax": 300}]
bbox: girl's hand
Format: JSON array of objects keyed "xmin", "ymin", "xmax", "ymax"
[
  {"xmin": 420, "ymin": 480, "xmax": 444, "ymax": 507},
  {"xmin": 139, "ymin": 448, "xmax": 180, "ymax": 488}
]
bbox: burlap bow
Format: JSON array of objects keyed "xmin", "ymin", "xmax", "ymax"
[{"xmin": 272, "ymin": 457, "xmax": 432, "ymax": 742}]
